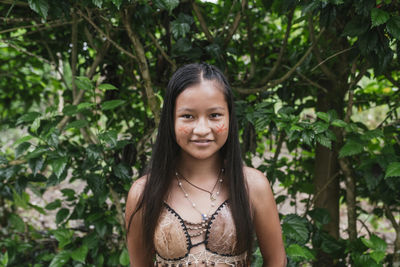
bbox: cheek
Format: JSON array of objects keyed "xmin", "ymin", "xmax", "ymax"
[
  {"xmin": 176, "ymin": 125, "xmax": 191, "ymax": 135},
  {"xmin": 215, "ymin": 123, "xmax": 228, "ymax": 134}
]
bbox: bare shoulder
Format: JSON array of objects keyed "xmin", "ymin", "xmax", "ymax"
[
  {"xmin": 125, "ymin": 176, "xmax": 148, "ymax": 219},
  {"xmin": 243, "ymin": 166, "xmax": 273, "ymax": 204},
  {"xmin": 126, "ymin": 175, "xmax": 147, "ymax": 205},
  {"xmin": 243, "ymin": 166, "xmax": 271, "ymax": 193}
]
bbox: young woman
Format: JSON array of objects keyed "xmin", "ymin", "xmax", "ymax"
[{"xmin": 125, "ymin": 63, "xmax": 286, "ymax": 266}]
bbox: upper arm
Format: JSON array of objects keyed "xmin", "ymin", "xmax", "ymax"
[
  {"xmin": 125, "ymin": 176, "xmax": 151, "ymax": 267},
  {"xmin": 244, "ymin": 167, "xmax": 287, "ymax": 267}
]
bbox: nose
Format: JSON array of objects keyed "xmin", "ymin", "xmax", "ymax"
[{"xmin": 193, "ymin": 118, "xmax": 211, "ymax": 136}]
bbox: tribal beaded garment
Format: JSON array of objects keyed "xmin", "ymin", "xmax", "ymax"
[{"xmin": 154, "ymin": 200, "xmax": 248, "ymax": 266}]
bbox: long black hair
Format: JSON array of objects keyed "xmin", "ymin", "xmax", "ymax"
[{"xmin": 128, "ymin": 63, "xmax": 253, "ymax": 263}]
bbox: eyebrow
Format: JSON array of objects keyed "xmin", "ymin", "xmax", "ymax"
[{"xmin": 176, "ymin": 107, "xmax": 226, "ymax": 112}]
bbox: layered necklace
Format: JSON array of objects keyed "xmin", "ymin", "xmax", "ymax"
[{"xmin": 175, "ymin": 168, "xmax": 224, "ymax": 238}]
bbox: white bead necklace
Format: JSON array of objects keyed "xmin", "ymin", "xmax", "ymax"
[{"xmin": 176, "ymin": 170, "xmax": 224, "ymax": 221}]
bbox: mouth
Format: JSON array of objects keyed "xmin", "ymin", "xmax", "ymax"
[{"xmin": 191, "ymin": 140, "xmax": 213, "ymax": 144}]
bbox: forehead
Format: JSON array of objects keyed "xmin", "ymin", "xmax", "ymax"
[{"xmin": 174, "ymin": 80, "xmax": 227, "ymax": 111}]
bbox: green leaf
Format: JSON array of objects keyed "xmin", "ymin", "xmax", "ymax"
[
  {"xmin": 14, "ymin": 135, "xmax": 34, "ymax": 146},
  {"xmin": 101, "ymin": 100, "xmax": 125, "ymax": 110},
  {"xmin": 70, "ymin": 245, "xmax": 88, "ymax": 263},
  {"xmin": 45, "ymin": 199, "xmax": 61, "ymax": 210},
  {"xmin": 77, "ymin": 102, "xmax": 95, "ymax": 110},
  {"xmin": 362, "ymin": 234, "xmax": 387, "ymax": 252},
  {"xmin": 286, "ymin": 244, "xmax": 315, "ymax": 262},
  {"xmin": 61, "ymin": 189, "xmax": 75, "ymax": 201},
  {"xmin": 92, "ymin": 0, "xmax": 103, "ymax": 8},
  {"xmin": 26, "ymin": 147, "xmax": 49, "ymax": 160},
  {"xmin": 49, "ymin": 250, "xmax": 70, "ymax": 267},
  {"xmin": 316, "ymin": 135, "xmax": 332, "ymax": 149},
  {"xmin": 331, "ymin": 119, "xmax": 347, "ymax": 127},
  {"xmin": 56, "ymin": 208, "xmax": 70, "ymax": 225},
  {"xmin": 62, "ymin": 105, "xmax": 78, "ymax": 116},
  {"xmin": 282, "ymin": 214, "xmax": 309, "ymax": 244},
  {"xmin": 28, "ymin": 0, "xmax": 49, "ymax": 19},
  {"xmin": 0, "ymin": 251, "xmax": 8, "ymax": 266},
  {"xmin": 371, "ymin": 8, "xmax": 390, "ymax": 27},
  {"xmin": 65, "ymin": 120, "xmax": 88, "ymax": 130},
  {"xmin": 154, "ymin": 0, "xmax": 179, "ymax": 14},
  {"xmin": 119, "ymin": 248, "xmax": 130, "ymax": 266},
  {"xmin": 51, "ymin": 157, "xmax": 68, "ymax": 179},
  {"xmin": 384, "ymin": 162, "xmax": 400, "ymax": 178},
  {"xmin": 361, "ymin": 129, "xmax": 383, "ymax": 141},
  {"xmin": 15, "ymin": 142, "xmax": 31, "ymax": 158},
  {"xmin": 171, "ymin": 14, "xmax": 194, "ymax": 39},
  {"xmin": 12, "ymin": 189, "xmax": 30, "ymax": 209},
  {"xmin": 387, "ymin": 16, "xmax": 400, "ymax": 39},
  {"xmin": 98, "ymin": 130, "xmax": 118, "ymax": 147},
  {"xmin": 370, "ymin": 251, "xmax": 385, "ymax": 264},
  {"xmin": 17, "ymin": 112, "xmax": 41, "ymax": 125},
  {"xmin": 113, "ymin": 163, "xmax": 130, "ymax": 180},
  {"xmin": 316, "ymin": 112, "xmax": 330, "ymax": 122},
  {"xmin": 31, "ymin": 117, "xmax": 41, "ymax": 133},
  {"xmin": 313, "ymin": 121, "xmax": 329, "ymax": 134},
  {"xmin": 8, "ymin": 213, "xmax": 25, "ymax": 232},
  {"xmin": 343, "ymin": 17, "xmax": 369, "ymax": 37},
  {"xmin": 339, "ymin": 140, "xmax": 364, "ymax": 158},
  {"xmin": 75, "ymin": 76, "xmax": 93, "ymax": 91},
  {"xmin": 98, "ymin": 83, "xmax": 118, "ymax": 91}
]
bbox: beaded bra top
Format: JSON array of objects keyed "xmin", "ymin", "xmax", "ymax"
[{"xmin": 153, "ymin": 200, "xmax": 247, "ymax": 266}]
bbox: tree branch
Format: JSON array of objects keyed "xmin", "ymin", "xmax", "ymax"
[
  {"xmin": 2, "ymin": 39, "xmax": 53, "ymax": 65},
  {"xmin": 77, "ymin": 9, "xmax": 137, "ymax": 61},
  {"xmin": 311, "ymin": 47, "xmax": 354, "ymax": 72},
  {"xmin": 235, "ymin": 29, "xmax": 325, "ymax": 94},
  {"xmin": 191, "ymin": 0, "xmax": 213, "ymax": 43},
  {"xmin": 308, "ymin": 17, "xmax": 337, "ymax": 82},
  {"xmin": 244, "ymin": 3, "xmax": 255, "ymax": 80},
  {"xmin": 121, "ymin": 8, "xmax": 160, "ymax": 125},
  {"xmin": 71, "ymin": 10, "xmax": 78, "ymax": 100},
  {"xmin": 260, "ymin": 9, "xmax": 294, "ymax": 85},
  {"xmin": 147, "ymin": 31, "xmax": 176, "ymax": 72},
  {"xmin": 57, "ymin": 40, "xmax": 110, "ymax": 131},
  {"xmin": 295, "ymin": 69, "xmax": 328, "ymax": 93},
  {"xmin": 384, "ymin": 72, "xmax": 400, "ymax": 89},
  {"xmin": 223, "ymin": 0, "xmax": 247, "ymax": 47},
  {"xmin": 0, "ymin": 19, "xmax": 74, "ymax": 35},
  {"xmin": 0, "ymin": 0, "xmax": 28, "ymax": 6}
]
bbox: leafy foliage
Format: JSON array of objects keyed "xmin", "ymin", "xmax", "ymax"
[{"xmin": 0, "ymin": 0, "xmax": 399, "ymax": 266}]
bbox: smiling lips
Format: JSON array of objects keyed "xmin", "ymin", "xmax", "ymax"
[{"xmin": 191, "ymin": 139, "xmax": 213, "ymax": 146}]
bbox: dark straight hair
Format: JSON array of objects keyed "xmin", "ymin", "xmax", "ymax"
[{"xmin": 128, "ymin": 63, "xmax": 253, "ymax": 263}]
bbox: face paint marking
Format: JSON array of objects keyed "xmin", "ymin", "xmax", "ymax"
[
  {"xmin": 216, "ymin": 123, "xmax": 227, "ymax": 134},
  {"xmin": 178, "ymin": 126, "xmax": 191, "ymax": 135}
]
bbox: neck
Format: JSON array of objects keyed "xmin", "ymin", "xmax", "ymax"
[{"xmin": 176, "ymin": 152, "xmax": 222, "ymax": 183}]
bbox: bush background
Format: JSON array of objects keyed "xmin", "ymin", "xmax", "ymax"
[{"xmin": 0, "ymin": 0, "xmax": 399, "ymax": 266}]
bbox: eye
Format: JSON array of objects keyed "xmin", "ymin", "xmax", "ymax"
[
  {"xmin": 210, "ymin": 113, "xmax": 222, "ymax": 118},
  {"xmin": 181, "ymin": 114, "xmax": 193, "ymax": 119}
]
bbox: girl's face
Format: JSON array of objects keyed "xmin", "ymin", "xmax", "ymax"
[{"xmin": 174, "ymin": 80, "xmax": 229, "ymax": 161}]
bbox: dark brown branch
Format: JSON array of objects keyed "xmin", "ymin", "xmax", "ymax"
[
  {"xmin": 235, "ymin": 29, "xmax": 324, "ymax": 94},
  {"xmin": 244, "ymin": 3, "xmax": 255, "ymax": 80},
  {"xmin": 308, "ymin": 17, "xmax": 337, "ymax": 82},
  {"xmin": 219, "ymin": 0, "xmax": 237, "ymax": 37},
  {"xmin": 260, "ymin": 9, "xmax": 294, "ymax": 85},
  {"xmin": 295, "ymin": 69, "xmax": 328, "ymax": 93},
  {"xmin": 71, "ymin": 10, "xmax": 78, "ymax": 100},
  {"xmin": 2, "ymin": 40, "xmax": 53, "ymax": 65},
  {"xmin": 147, "ymin": 31, "xmax": 176, "ymax": 72},
  {"xmin": 311, "ymin": 47, "xmax": 354, "ymax": 72},
  {"xmin": 0, "ymin": 20, "xmax": 74, "ymax": 35},
  {"xmin": 121, "ymin": 8, "xmax": 160, "ymax": 124},
  {"xmin": 0, "ymin": 0, "xmax": 28, "ymax": 6},
  {"xmin": 223, "ymin": 0, "xmax": 247, "ymax": 47},
  {"xmin": 77, "ymin": 9, "xmax": 137, "ymax": 61},
  {"xmin": 191, "ymin": 0, "xmax": 213, "ymax": 43}
]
